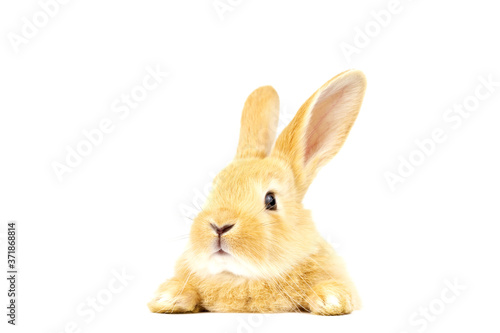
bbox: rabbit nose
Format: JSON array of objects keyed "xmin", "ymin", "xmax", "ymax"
[{"xmin": 210, "ymin": 223, "xmax": 234, "ymax": 236}]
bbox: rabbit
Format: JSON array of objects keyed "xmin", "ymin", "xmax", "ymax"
[{"xmin": 148, "ymin": 69, "xmax": 367, "ymax": 315}]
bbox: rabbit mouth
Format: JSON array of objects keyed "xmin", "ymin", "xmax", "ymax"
[
  {"xmin": 215, "ymin": 249, "xmax": 229, "ymax": 255},
  {"xmin": 213, "ymin": 238, "xmax": 231, "ymax": 256},
  {"xmin": 214, "ymin": 243, "xmax": 230, "ymax": 255}
]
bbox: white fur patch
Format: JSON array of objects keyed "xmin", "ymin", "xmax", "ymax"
[
  {"xmin": 157, "ymin": 293, "xmax": 173, "ymax": 303},
  {"xmin": 206, "ymin": 253, "xmax": 256, "ymax": 277},
  {"xmin": 185, "ymin": 246, "xmax": 272, "ymax": 279},
  {"xmin": 325, "ymin": 295, "xmax": 341, "ymax": 308}
]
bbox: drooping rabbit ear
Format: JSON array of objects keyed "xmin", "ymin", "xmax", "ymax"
[
  {"xmin": 235, "ymin": 86, "xmax": 280, "ymax": 159},
  {"xmin": 271, "ymin": 70, "xmax": 367, "ymax": 199}
]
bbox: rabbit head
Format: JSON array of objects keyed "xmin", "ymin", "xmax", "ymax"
[{"xmin": 185, "ymin": 70, "xmax": 367, "ymax": 280}]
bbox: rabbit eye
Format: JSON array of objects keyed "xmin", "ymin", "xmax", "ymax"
[{"xmin": 265, "ymin": 192, "xmax": 277, "ymax": 211}]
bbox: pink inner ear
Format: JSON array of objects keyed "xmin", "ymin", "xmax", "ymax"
[{"xmin": 304, "ymin": 85, "xmax": 347, "ymax": 164}]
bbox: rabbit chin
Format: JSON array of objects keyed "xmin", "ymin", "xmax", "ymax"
[{"xmin": 190, "ymin": 252, "xmax": 262, "ymax": 279}]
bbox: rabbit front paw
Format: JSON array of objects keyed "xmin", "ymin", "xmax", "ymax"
[
  {"xmin": 148, "ymin": 280, "xmax": 200, "ymax": 314},
  {"xmin": 308, "ymin": 281, "xmax": 355, "ymax": 315}
]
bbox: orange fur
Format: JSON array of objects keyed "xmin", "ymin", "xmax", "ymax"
[{"xmin": 148, "ymin": 70, "xmax": 367, "ymax": 315}]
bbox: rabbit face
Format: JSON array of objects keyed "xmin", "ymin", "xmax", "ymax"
[{"xmin": 187, "ymin": 157, "xmax": 318, "ymax": 279}]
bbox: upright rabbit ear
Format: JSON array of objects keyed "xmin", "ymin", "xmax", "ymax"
[
  {"xmin": 272, "ymin": 70, "xmax": 367, "ymax": 199},
  {"xmin": 235, "ymin": 86, "xmax": 280, "ymax": 159}
]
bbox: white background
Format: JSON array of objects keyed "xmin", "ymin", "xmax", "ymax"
[{"xmin": 1, "ymin": 0, "xmax": 499, "ymax": 332}]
